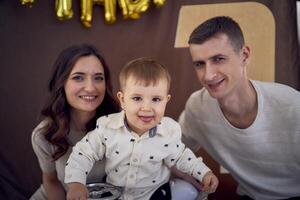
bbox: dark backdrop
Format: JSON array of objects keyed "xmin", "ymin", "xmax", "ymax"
[{"xmin": 0, "ymin": 0, "xmax": 299, "ymax": 199}]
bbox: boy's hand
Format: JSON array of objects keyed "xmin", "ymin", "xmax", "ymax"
[
  {"xmin": 66, "ymin": 182, "xmax": 88, "ymax": 200},
  {"xmin": 201, "ymin": 171, "xmax": 218, "ymax": 193}
]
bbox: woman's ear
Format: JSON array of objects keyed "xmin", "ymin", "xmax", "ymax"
[{"xmin": 117, "ymin": 91, "xmax": 125, "ymax": 109}]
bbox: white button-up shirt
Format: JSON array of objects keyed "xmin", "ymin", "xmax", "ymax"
[{"xmin": 65, "ymin": 111, "xmax": 211, "ymax": 200}]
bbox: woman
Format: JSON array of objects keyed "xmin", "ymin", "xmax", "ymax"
[{"xmin": 30, "ymin": 44, "xmax": 119, "ymax": 200}]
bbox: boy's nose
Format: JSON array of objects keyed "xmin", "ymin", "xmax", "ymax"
[{"xmin": 141, "ymin": 101, "xmax": 151, "ymax": 111}]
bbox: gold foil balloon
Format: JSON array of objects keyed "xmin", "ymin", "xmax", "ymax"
[
  {"xmin": 56, "ymin": 0, "xmax": 73, "ymax": 20},
  {"xmin": 103, "ymin": 0, "xmax": 117, "ymax": 24},
  {"xmin": 81, "ymin": 0, "xmax": 93, "ymax": 27},
  {"xmin": 21, "ymin": 0, "xmax": 166, "ymax": 28},
  {"xmin": 153, "ymin": 0, "xmax": 166, "ymax": 7},
  {"xmin": 119, "ymin": 0, "xmax": 151, "ymax": 19},
  {"xmin": 20, "ymin": 0, "xmax": 35, "ymax": 7},
  {"xmin": 93, "ymin": 0, "xmax": 104, "ymax": 4},
  {"xmin": 94, "ymin": 0, "xmax": 117, "ymax": 24}
]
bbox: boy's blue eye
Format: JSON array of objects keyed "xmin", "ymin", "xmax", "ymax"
[
  {"xmin": 152, "ymin": 97, "xmax": 161, "ymax": 102},
  {"xmin": 132, "ymin": 97, "xmax": 142, "ymax": 101}
]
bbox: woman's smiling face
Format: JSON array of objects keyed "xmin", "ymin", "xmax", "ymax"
[{"xmin": 64, "ymin": 55, "xmax": 106, "ymax": 115}]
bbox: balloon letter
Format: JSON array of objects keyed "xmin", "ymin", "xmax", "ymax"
[
  {"xmin": 118, "ymin": 0, "xmax": 151, "ymax": 19},
  {"xmin": 56, "ymin": 0, "xmax": 73, "ymax": 20}
]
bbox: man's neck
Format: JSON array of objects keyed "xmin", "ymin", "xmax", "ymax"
[{"xmin": 218, "ymin": 80, "xmax": 258, "ymax": 129}]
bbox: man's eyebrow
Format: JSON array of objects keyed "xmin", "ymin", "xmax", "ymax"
[{"xmin": 209, "ymin": 54, "xmax": 228, "ymax": 60}]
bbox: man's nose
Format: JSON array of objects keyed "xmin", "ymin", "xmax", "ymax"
[{"xmin": 204, "ymin": 64, "xmax": 217, "ymax": 81}]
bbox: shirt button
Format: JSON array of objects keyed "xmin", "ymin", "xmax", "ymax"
[{"xmin": 133, "ymin": 158, "xmax": 138, "ymax": 162}]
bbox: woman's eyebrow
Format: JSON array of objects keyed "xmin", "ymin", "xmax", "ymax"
[{"xmin": 70, "ymin": 72, "xmax": 85, "ymax": 75}]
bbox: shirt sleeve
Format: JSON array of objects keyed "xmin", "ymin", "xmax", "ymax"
[
  {"xmin": 163, "ymin": 120, "xmax": 211, "ymax": 182},
  {"xmin": 64, "ymin": 124, "xmax": 105, "ymax": 185},
  {"xmin": 31, "ymin": 121, "xmax": 56, "ymax": 172},
  {"xmin": 178, "ymin": 109, "xmax": 201, "ymax": 152},
  {"xmin": 175, "ymin": 148, "xmax": 211, "ymax": 182}
]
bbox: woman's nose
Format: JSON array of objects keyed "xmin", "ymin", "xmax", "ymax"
[{"xmin": 84, "ymin": 79, "xmax": 96, "ymax": 92}]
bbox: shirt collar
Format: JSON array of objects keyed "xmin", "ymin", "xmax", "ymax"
[{"xmin": 106, "ymin": 111, "xmax": 164, "ymax": 137}]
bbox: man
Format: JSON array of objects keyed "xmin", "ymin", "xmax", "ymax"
[{"xmin": 179, "ymin": 16, "xmax": 300, "ymax": 199}]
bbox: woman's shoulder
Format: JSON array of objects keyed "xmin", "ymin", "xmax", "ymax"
[
  {"xmin": 31, "ymin": 119, "xmax": 57, "ymax": 172},
  {"xmin": 31, "ymin": 119, "xmax": 50, "ymax": 145}
]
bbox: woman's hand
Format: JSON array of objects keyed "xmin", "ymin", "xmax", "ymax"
[
  {"xmin": 201, "ymin": 171, "xmax": 219, "ymax": 193},
  {"xmin": 66, "ymin": 182, "xmax": 88, "ymax": 200}
]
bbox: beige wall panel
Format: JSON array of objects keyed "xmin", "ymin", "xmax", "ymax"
[{"xmin": 175, "ymin": 2, "xmax": 275, "ymax": 82}]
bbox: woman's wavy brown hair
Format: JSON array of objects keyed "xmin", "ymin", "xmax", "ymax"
[{"xmin": 40, "ymin": 44, "xmax": 120, "ymax": 160}]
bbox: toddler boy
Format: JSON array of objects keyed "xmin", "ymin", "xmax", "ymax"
[{"xmin": 65, "ymin": 58, "xmax": 218, "ymax": 200}]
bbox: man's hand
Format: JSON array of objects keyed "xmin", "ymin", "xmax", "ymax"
[
  {"xmin": 66, "ymin": 182, "xmax": 88, "ymax": 200},
  {"xmin": 201, "ymin": 171, "xmax": 219, "ymax": 193}
]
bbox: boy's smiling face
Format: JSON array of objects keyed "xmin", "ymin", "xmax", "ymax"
[{"xmin": 117, "ymin": 76, "xmax": 171, "ymax": 135}]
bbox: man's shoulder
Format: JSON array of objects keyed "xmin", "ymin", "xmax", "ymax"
[
  {"xmin": 253, "ymin": 80, "xmax": 298, "ymax": 93},
  {"xmin": 253, "ymin": 80, "xmax": 300, "ymax": 103},
  {"xmin": 186, "ymin": 88, "xmax": 212, "ymax": 107}
]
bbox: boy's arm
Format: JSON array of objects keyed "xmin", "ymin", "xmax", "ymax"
[
  {"xmin": 173, "ymin": 147, "xmax": 211, "ymax": 182},
  {"xmin": 169, "ymin": 147, "xmax": 218, "ymax": 193},
  {"xmin": 163, "ymin": 121, "xmax": 210, "ymax": 181},
  {"xmin": 65, "ymin": 128, "xmax": 105, "ymax": 185},
  {"xmin": 163, "ymin": 121, "xmax": 218, "ymax": 192}
]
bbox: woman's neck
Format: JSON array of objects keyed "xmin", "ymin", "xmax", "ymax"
[{"xmin": 70, "ymin": 110, "xmax": 96, "ymax": 132}]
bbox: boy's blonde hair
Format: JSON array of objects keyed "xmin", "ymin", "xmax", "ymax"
[{"xmin": 119, "ymin": 57, "xmax": 171, "ymax": 91}]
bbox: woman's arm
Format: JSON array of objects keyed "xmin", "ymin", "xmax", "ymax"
[{"xmin": 43, "ymin": 171, "xmax": 66, "ymax": 200}]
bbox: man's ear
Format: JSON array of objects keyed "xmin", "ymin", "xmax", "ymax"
[
  {"xmin": 117, "ymin": 91, "xmax": 125, "ymax": 109},
  {"xmin": 242, "ymin": 46, "xmax": 251, "ymax": 66}
]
